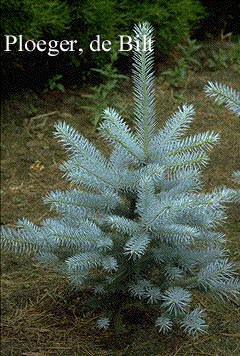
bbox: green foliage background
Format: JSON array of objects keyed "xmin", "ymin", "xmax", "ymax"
[{"xmin": 1, "ymin": 0, "xmax": 205, "ymax": 90}]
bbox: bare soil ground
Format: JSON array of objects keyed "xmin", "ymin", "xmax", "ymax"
[{"xmin": 1, "ymin": 42, "xmax": 240, "ymax": 355}]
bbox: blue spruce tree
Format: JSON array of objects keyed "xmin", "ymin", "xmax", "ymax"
[{"xmin": 1, "ymin": 23, "xmax": 239, "ymax": 335}]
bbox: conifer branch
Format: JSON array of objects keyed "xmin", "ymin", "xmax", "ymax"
[{"xmin": 204, "ymin": 81, "xmax": 240, "ymax": 117}]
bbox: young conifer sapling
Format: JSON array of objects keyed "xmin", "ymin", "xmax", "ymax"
[{"xmin": 1, "ymin": 23, "xmax": 239, "ymax": 335}]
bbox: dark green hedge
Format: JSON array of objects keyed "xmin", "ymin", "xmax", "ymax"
[{"xmin": 1, "ymin": 0, "xmax": 205, "ymax": 92}]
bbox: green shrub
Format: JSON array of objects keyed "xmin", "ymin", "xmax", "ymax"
[
  {"xmin": 70, "ymin": 0, "xmax": 205, "ymax": 66},
  {"xmin": 1, "ymin": 0, "xmax": 71, "ymax": 90},
  {"xmin": 1, "ymin": 0, "xmax": 71, "ymax": 39},
  {"xmin": 121, "ymin": 0, "xmax": 205, "ymax": 55},
  {"xmin": 206, "ymin": 42, "xmax": 240, "ymax": 74},
  {"xmin": 161, "ymin": 38, "xmax": 201, "ymax": 88},
  {"xmin": 1, "ymin": 0, "xmax": 205, "ymax": 90},
  {"xmin": 81, "ymin": 50, "xmax": 128, "ymax": 128},
  {"xmin": 45, "ymin": 74, "xmax": 65, "ymax": 93}
]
